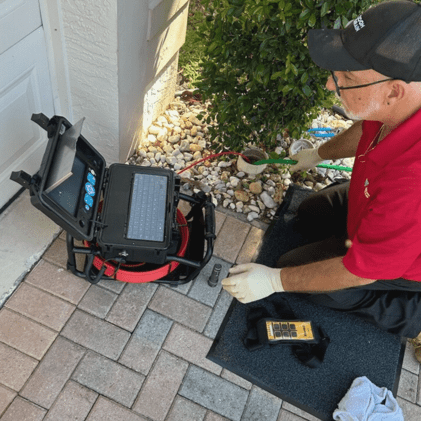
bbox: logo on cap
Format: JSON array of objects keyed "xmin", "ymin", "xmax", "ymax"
[{"xmin": 353, "ymin": 15, "xmax": 365, "ymax": 32}]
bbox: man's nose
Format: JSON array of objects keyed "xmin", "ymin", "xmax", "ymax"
[{"xmin": 326, "ymin": 74, "xmax": 336, "ymax": 92}]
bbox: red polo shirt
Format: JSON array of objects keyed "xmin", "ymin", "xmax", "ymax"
[{"xmin": 343, "ymin": 107, "xmax": 421, "ymax": 281}]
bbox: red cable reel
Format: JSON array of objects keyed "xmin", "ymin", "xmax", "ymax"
[{"xmin": 83, "ymin": 209, "xmax": 190, "ymax": 283}]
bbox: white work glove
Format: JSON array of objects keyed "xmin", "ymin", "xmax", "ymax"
[
  {"xmin": 290, "ymin": 148, "xmax": 323, "ymax": 172},
  {"xmin": 221, "ymin": 263, "xmax": 284, "ymax": 304}
]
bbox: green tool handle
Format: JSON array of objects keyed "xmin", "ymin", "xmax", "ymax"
[{"xmin": 253, "ymin": 158, "xmax": 353, "ymax": 172}]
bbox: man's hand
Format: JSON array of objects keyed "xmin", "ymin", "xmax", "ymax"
[
  {"xmin": 290, "ymin": 148, "xmax": 323, "ymax": 172},
  {"xmin": 221, "ymin": 263, "xmax": 284, "ymax": 304}
]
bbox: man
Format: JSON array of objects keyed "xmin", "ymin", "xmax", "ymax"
[{"xmin": 221, "ymin": 0, "xmax": 421, "ymax": 361}]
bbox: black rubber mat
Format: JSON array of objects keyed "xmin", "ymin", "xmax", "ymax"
[{"xmin": 207, "ymin": 184, "xmax": 406, "ymax": 421}]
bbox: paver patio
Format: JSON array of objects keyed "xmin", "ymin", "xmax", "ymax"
[{"xmin": 1, "ymin": 206, "xmax": 421, "ymax": 420}]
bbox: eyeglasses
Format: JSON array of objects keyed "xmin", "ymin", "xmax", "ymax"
[{"xmin": 330, "ymin": 71, "xmax": 395, "ymax": 97}]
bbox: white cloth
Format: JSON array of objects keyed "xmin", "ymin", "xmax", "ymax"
[{"xmin": 333, "ymin": 376, "xmax": 403, "ymax": 421}]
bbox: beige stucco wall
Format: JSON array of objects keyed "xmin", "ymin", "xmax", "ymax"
[{"xmin": 60, "ymin": 0, "xmax": 188, "ymax": 164}]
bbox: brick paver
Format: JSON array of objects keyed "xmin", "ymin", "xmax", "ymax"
[
  {"xmin": 163, "ymin": 323, "xmax": 222, "ymax": 375},
  {"xmin": 148, "ymin": 286, "xmax": 212, "ymax": 332},
  {"xmin": 179, "ymin": 365, "xmax": 249, "ymax": 421},
  {"xmin": 20, "ymin": 337, "xmax": 85, "ymax": 409},
  {"xmin": 213, "ymin": 216, "xmax": 250, "ymax": 263},
  {"xmin": 236, "ymin": 226, "xmax": 265, "ymax": 264},
  {"xmin": 242, "ymin": 386, "xmax": 283, "ymax": 421},
  {"xmin": 1, "ymin": 397, "xmax": 46, "ymax": 421},
  {"xmin": 25, "ymin": 259, "xmax": 90, "ymax": 304},
  {"xmin": 44, "ymin": 381, "xmax": 98, "ymax": 421},
  {"xmin": 5, "ymin": 283, "xmax": 75, "ymax": 331},
  {"xmin": 397, "ymin": 396, "xmax": 421, "ymax": 420},
  {"xmin": 281, "ymin": 403, "xmax": 320, "ymax": 421},
  {"xmin": 133, "ymin": 351, "xmax": 188, "ymax": 421},
  {"xmin": 105, "ymin": 282, "xmax": 158, "ymax": 331},
  {"xmin": 204, "ymin": 412, "xmax": 230, "ymax": 421},
  {"xmin": 215, "ymin": 211, "xmax": 227, "ymax": 236},
  {"xmin": 0, "ymin": 308, "xmax": 57, "ymax": 360},
  {"xmin": 77, "ymin": 285, "xmax": 118, "ymax": 318},
  {"xmin": 0, "ymin": 342, "xmax": 38, "ymax": 391},
  {"xmin": 397, "ymin": 368, "xmax": 418, "ymax": 403},
  {"xmin": 0, "ymin": 385, "xmax": 16, "ymax": 416},
  {"xmin": 72, "ymin": 351, "xmax": 145, "ymax": 408},
  {"xmin": 61, "ymin": 309, "xmax": 130, "ymax": 360},
  {"xmin": 2, "ymin": 211, "xmax": 421, "ymax": 421},
  {"xmin": 203, "ymin": 290, "xmax": 233, "ymax": 339},
  {"xmin": 42, "ymin": 238, "xmax": 70, "ymax": 268},
  {"xmin": 166, "ymin": 396, "xmax": 207, "ymax": 421},
  {"xmin": 221, "ymin": 369, "xmax": 252, "ymax": 390},
  {"xmin": 87, "ymin": 397, "xmax": 147, "ymax": 421},
  {"xmin": 119, "ymin": 309, "xmax": 173, "ymax": 375},
  {"xmin": 277, "ymin": 410, "xmax": 307, "ymax": 421}
]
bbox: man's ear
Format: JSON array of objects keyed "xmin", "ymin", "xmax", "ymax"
[{"xmin": 387, "ymin": 80, "xmax": 406, "ymax": 103}]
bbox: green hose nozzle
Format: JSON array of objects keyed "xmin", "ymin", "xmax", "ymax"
[{"xmin": 253, "ymin": 158, "xmax": 352, "ymax": 172}]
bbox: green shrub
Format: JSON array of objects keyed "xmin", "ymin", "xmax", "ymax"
[
  {"xmin": 178, "ymin": 1, "xmax": 208, "ymax": 88},
  {"xmin": 195, "ymin": 0, "xmax": 381, "ymax": 152}
]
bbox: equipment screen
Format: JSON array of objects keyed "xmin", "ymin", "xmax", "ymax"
[{"xmin": 127, "ymin": 173, "xmax": 168, "ymax": 242}]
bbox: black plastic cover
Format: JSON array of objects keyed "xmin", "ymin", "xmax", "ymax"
[{"xmin": 26, "ymin": 115, "xmax": 106, "ymax": 241}]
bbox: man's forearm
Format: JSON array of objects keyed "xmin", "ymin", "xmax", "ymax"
[
  {"xmin": 281, "ymin": 256, "xmax": 376, "ymax": 293},
  {"xmin": 318, "ymin": 120, "xmax": 363, "ymax": 161}
]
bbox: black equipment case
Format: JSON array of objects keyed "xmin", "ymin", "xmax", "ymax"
[{"xmin": 11, "ymin": 114, "xmax": 216, "ymax": 285}]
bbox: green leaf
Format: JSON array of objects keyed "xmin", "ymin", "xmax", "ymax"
[
  {"xmin": 301, "ymin": 72, "xmax": 309, "ymax": 84},
  {"xmin": 308, "ymin": 14, "xmax": 317, "ymax": 27},
  {"xmin": 321, "ymin": 2, "xmax": 330, "ymax": 17},
  {"xmin": 302, "ymin": 85, "xmax": 312, "ymax": 97},
  {"xmin": 304, "ymin": 0, "xmax": 313, "ymax": 9},
  {"xmin": 208, "ymin": 42, "xmax": 218, "ymax": 52},
  {"xmin": 299, "ymin": 9, "xmax": 311, "ymax": 20},
  {"xmin": 271, "ymin": 71, "xmax": 283, "ymax": 80}
]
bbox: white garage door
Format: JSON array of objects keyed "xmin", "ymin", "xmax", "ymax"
[{"xmin": 0, "ymin": 0, "xmax": 55, "ymax": 210}]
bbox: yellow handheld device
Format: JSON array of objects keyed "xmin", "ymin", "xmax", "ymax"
[{"xmin": 257, "ymin": 318, "xmax": 320, "ymax": 345}]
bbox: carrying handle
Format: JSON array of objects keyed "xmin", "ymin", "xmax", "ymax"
[
  {"xmin": 205, "ymin": 198, "xmax": 216, "ymax": 240},
  {"xmin": 10, "ymin": 170, "xmax": 32, "ymax": 189},
  {"xmin": 31, "ymin": 113, "xmax": 50, "ymax": 130}
]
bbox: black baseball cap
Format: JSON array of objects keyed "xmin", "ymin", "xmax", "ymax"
[{"xmin": 308, "ymin": 0, "xmax": 421, "ymax": 82}]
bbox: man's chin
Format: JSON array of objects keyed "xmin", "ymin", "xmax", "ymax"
[{"xmin": 341, "ymin": 104, "xmax": 363, "ymax": 121}]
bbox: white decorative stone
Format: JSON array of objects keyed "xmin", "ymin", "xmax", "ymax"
[
  {"xmin": 172, "ymin": 149, "xmax": 182, "ymax": 157},
  {"xmin": 247, "ymin": 212, "xmax": 259, "ymax": 221},
  {"xmin": 230, "ymin": 177, "xmax": 240, "ymax": 188},
  {"xmin": 257, "ymin": 201, "xmax": 265, "ymax": 211},
  {"xmin": 169, "ymin": 135, "xmax": 180, "ymax": 144},
  {"xmin": 149, "ymin": 125, "xmax": 160, "ymax": 135},
  {"xmin": 180, "ymin": 140, "xmax": 190, "ymax": 151},
  {"xmin": 260, "ymin": 191, "xmax": 277, "ymax": 208}
]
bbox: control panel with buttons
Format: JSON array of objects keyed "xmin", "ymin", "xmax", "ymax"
[{"xmin": 258, "ymin": 319, "xmax": 318, "ymax": 344}]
